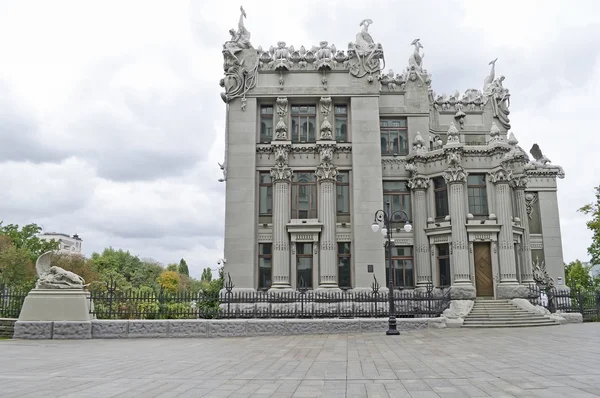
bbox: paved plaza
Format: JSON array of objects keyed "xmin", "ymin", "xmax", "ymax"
[{"xmin": 1, "ymin": 324, "xmax": 599, "ymax": 398}]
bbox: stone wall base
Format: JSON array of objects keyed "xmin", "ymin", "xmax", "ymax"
[
  {"xmin": 0, "ymin": 318, "xmax": 17, "ymax": 338},
  {"xmin": 12, "ymin": 317, "xmax": 447, "ymax": 340}
]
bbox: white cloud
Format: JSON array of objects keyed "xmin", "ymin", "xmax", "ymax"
[{"xmin": 0, "ymin": 0, "xmax": 598, "ymax": 278}]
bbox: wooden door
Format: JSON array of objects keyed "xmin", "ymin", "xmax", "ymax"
[{"xmin": 474, "ymin": 242, "xmax": 494, "ymax": 297}]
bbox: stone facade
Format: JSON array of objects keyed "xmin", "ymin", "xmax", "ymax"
[{"xmin": 219, "ymin": 11, "xmax": 566, "ymax": 299}]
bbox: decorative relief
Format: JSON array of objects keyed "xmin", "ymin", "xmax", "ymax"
[
  {"xmin": 524, "ymin": 192, "xmax": 539, "ymax": 219},
  {"xmin": 482, "ymin": 58, "xmax": 511, "ymax": 130},
  {"xmin": 291, "ymin": 242, "xmax": 296, "ymax": 254},
  {"xmin": 445, "ymin": 122, "xmax": 460, "ymax": 144},
  {"xmin": 488, "ymin": 122, "xmax": 504, "ymax": 144},
  {"xmin": 319, "ymin": 96, "xmax": 333, "ymax": 140},
  {"xmin": 258, "ymin": 234, "xmax": 272, "ymax": 242},
  {"xmin": 524, "ymin": 144, "xmax": 565, "ymax": 179},
  {"xmin": 432, "ymin": 235, "xmax": 449, "ymax": 243},
  {"xmin": 220, "ymin": 7, "xmax": 259, "ymax": 107},
  {"xmin": 316, "ymin": 142, "xmax": 337, "ymax": 181},
  {"xmin": 314, "ymin": 245, "xmax": 318, "ymax": 255},
  {"xmin": 336, "ymin": 234, "xmax": 351, "ymax": 241},
  {"xmin": 443, "ymin": 165, "xmax": 467, "ymax": 184},
  {"xmin": 488, "ymin": 168, "xmax": 513, "ymax": 184},
  {"xmin": 379, "ymin": 69, "xmax": 406, "ymax": 92},
  {"xmin": 471, "ymin": 234, "xmax": 491, "ymax": 241},
  {"xmin": 273, "ymin": 242, "xmax": 289, "ymax": 251},
  {"xmin": 415, "ymin": 244, "xmax": 430, "ymax": 254},
  {"xmin": 531, "ymin": 242, "xmax": 543, "ymax": 249},
  {"xmin": 295, "ymin": 234, "xmax": 313, "ymax": 241},
  {"xmin": 453, "ymin": 240, "xmax": 468, "ymax": 251},
  {"xmin": 395, "ymin": 239, "xmax": 412, "ymax": 245},
  {"xmin": 412, "ymin": 131, "xmax": 427, "ymax": 154},
  {"xmin": 405, "ymin": 39, "xmax": 431, "ymax": 87},
  {"xmin": 270, "ymin": 144, "xmax": 292, "ymax": 181},
  {"xmin": 321, "ymin": 241, "xmax": 336, "ymax": 251},
  {"xmin": 347, "ymin": 19, "xmax": 385, "ymax": 82},
  {"xmin": 273, "ymin": 97, "xmax": 289, "ymax": 140},
  {"xmin": 498, "ymin": 240, "xmax": 514, "ymax": 250},
  {"xmin": 432, "ymin": 88, "xmax": 484, "ymax": 112}
]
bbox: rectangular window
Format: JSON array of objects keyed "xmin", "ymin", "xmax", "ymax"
[
  {"xmin": 258, "ymin": 172, "xmax": 273, "ymax": 224},
  {"xmin": 297, "ymin": 243, "xmax": 313, "ymax": 288},
  {"xmin": 467, "ymin": 174, "xmax": 488, "ymax": 216},
  {"xmin": 291, "ymin": 172, "xmax": 317, "ymax": 219},
  {"xmin": 337, "ymin": 172, "xmax": 350, "ymax": 222},
  {"xmin": 258, "ymin": 243, "xmax": 272, "ymax": 289},
  {"xmin": 260, "ymin": 105, "xmax": 273, "ymax": 143},
  {"xmin": 527, "ymin": 192, "xmax": 543, "ymax": 234},
  {"xmin": 434, "ymin": 177, "xmax": 449, "ymax": 218},
  {"xmin": 383, "ymin": 181, "xmax": 411, "ymax": 225},
  {"xmin": 334, "ymin": 105, "xmax": 348, "ymax": 142},
  {"xmin": 291, "ymin": 105, "xmax": 316, "ymax": 143},
  {"xmin": 380, "ymin": 119, "xmax": 408, "ymax": 156},
  {"xmin": 385, "ymin": 246, "xmax": 414, "ymax": 288},
  {"xmin": 338, "ymin": 243, "xmax": 351, "ymax": 288},
  {"xmin": 438, "ymin": 244, "xmax": 451, "ymax": 287}
]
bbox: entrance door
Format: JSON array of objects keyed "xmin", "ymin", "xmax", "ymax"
[{"xmin": 474, "ymin": 242, "xmax": 494, "ymax": 297}]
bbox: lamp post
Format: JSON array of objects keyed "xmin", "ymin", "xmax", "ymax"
[{"xmin": 371, "ymin": 201, "xmax": 412, "ymax": 335}]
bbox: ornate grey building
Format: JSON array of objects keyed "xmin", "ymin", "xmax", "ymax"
[{"xmin": 218, "ymin": 9, "xmax": 566, "ymax": 299}]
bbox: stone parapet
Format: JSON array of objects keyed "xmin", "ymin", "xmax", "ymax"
[{"xmin": 12, "ymin": 317, "xmax": 448, "ymax": 339}]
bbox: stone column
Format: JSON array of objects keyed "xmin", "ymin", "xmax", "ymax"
[
  {"xmin": 316, "ymin": 97, "xmax": 338, "ymax": 289},
  {"xmin": 490, "ymin": 168, "xmax": 519, "ymax": 298},
  {"xmin": 408, "ymin": 175, "xmax": 431, "ymax": 287},
  {"xmin": 269, "ymin": 136, "xmax": 293, "ymax": 289},
  {"xmin": 443, "ymin": 157, "xmax": 475, "ymax": 298},
  {"xmin": 511, "ymin": 176, "xmax": 533, "ymax": 283}
]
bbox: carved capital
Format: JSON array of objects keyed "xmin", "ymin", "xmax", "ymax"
[
  {"xmin": 270, "ymin": 165, "xmax": 292, "ymax": 181},
  {"xmin": 443, "ymin": 166, "xmax": 467, "ymax": 184},
  {"xmin": 488, "ymin": 168, "xmax": 513, "ymax": 184},
  {"xmin": 408, "ymin": 175, "xmax": 430, "ymax": 190},
  {"xmin": 316, "ymin": 163, "xmax": 337, "ymax": 181},
  {"xmin": 509, "ymin": 175, "xmax": 528, "ymax": 189}
]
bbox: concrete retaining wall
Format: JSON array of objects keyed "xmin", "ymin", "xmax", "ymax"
[
  {"xmin": 0, "ymin": 318, "xmax": 16, "ymax": 338},
  {"xmin": 13, "ymin": 317, "xmax": 447, "ymax": 340}
]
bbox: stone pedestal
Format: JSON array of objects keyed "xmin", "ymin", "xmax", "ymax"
[{"xmin": 18, "ymin": 289, "xmax": 93, "ymax": 322}]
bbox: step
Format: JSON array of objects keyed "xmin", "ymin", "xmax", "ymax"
[
  {"xmin": 464, "ymin": 318, "xmax": 555, "ymax": 325},
  {"xmin": 469, "ymin": 311, "xmax": 533, "ymax": 315},
  {"xmin": 465, "ymin": 316, "xmax": 550, "ymax": 322},
  {"xmin": 462, "ymin": 323, "xmax": 559, "ymax": 328}
]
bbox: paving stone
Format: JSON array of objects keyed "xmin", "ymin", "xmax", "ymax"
[{"xmin": 1, "ymin": 324, "xmax": 599, "ymax": 397}]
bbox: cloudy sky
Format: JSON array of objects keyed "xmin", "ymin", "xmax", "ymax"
[{"xmin": 1, "ymin": 0, "xmax": 599, "ymax": 278}]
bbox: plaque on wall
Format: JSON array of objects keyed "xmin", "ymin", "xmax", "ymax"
[{"xmin": 367, "ymin": 264, "xmax": 373, "ymax": 273}]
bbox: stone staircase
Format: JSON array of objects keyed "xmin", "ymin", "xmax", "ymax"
[{"xmin": 462, "ymin": 299, "xmax": 559, "ymax": 328}]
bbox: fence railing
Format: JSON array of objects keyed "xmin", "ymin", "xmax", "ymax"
[
  {"xmin": 88, "ymin": 276, "xmax": 452, "ymax": 320},
  {"xmin": 527, "ymin": 284, "xmax": 600, "ymax": 322},
  {"xmin": 0, "ymin": 278, "xmax": 29, "ymax": 319}
]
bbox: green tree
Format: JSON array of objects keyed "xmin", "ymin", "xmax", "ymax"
[
  {"xmin": 0, "ymin": 222, "xmax": 59, "ymax": 263},
  {"xmin": 579, "ymin": 185, "xmax": 600, "ymax": 265},
  {"xmin": 89, "ymin": 248, "xmax": 143, "ymax": 283},
  {"xmin": 158, "ymin": 270, "xmax": 180, "ymax": 293},
  {"xmin": 565, "ymin": 260, "xmax": 594, "ymax": 290},
  {"xmin": 166, "ymin": 263, "xmax": 178, "ymax": 272},
  {"xmin": 0, "ymin": 237, "xmax": 36, "ymax": 289},
  {"xmin": 201, "ymin": 267, "xmax": 213, "ymax": 282},
  {"xmin": 178, "ymin": 258, "xmax": 189, "ymax": 276}
]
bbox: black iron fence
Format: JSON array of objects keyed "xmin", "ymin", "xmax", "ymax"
[
  {"xmin": 88, "ymin": 276, "xmax": 452, "ymax": 320},
  {"xmin": 527, "ymin": 284, "xmax": 600, "ymax": 322},
  {"xmin": 0, "ymin": 278, "xmax": 29, "ymax": 319}
]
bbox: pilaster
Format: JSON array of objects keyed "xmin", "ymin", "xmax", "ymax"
[
  {"xmin": 489, "ymin": 168, "xmax": 519, "ymax": 286},
  {"xmin": 511, "ymin": 176, "xmax": 533, "ymax": 283},
  {"xmin": 316, "ymin": 97, "xmax": 338, "ymax": 288},
  {"xmin": 269, "ymin": 141, "xmax": 292, "ymax": 289},
  {"xmin": 408, "ymin": 175, "xmax": 431, "ymax": 286}
]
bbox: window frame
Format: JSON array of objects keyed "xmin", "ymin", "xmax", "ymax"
[
  {"xmin": 291, "ymin": 172, "xmax": 318, "ymax": 219},
  {"xmin": 437, "ymin": 243, "xmax": 451, "ymax": 287},
  {"xmin": 336, "ymin": 171, "xmax": 350, "ymax": 222},
  {"xmin": 290, "ymin": 104, "xmax": 317, "ymax": 143},
  {"xmin": 433, "ymin": 177, "xmax": 449, "ymax": 219},
  {"xmin": 380, "ymin": 118, "xmax": 408, "ymax": 156},
  {"xmin": 338, "ymin": 242, "xmax": 351, "ymax": 289},
  {"xmin": 382, "ymin": 181, "xmax": 412, "ymax": 226},
  {"xmin": 260, "ymin": 105, "xmax": 274, "ymax": 143},
  {"xmin": 467, "ymin": 174, "xmax": 488, "ymax": 217},
  {"xmin": 258, "ymin": 243, "xmax": 272, "ymax": 290},
  {"xmin": 334, "ymin": 104, "xmax": 348, "ymax": 142},
  {"xmin": 385, "ymin": 246, "xmax": 414, "ymax": 289},
  {"xmin": 296, "ymin": 242, "xmax": 313, "ymax": 289}
]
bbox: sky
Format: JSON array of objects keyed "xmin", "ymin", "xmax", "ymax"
[{"xmin": 0, "ymin": 0, "xmax": 599, "ymax": 278}]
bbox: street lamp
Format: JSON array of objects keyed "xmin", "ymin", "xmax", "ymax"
[{"xmin": 371, "ymin": 201, "xmax": 412, "ymax": 335}]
